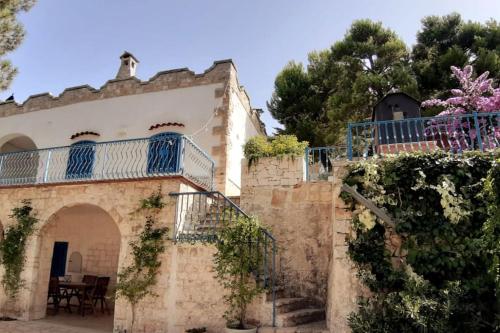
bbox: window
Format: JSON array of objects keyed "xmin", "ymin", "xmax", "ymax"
[
  {"xmin": 67, "ymin": 251, "xmax": 82, "ymax": 273},
  {"xmin": 147, "ymin": 132, "xmax": 181, "ymax": 174},
  {"xmin": 393, "ymin": 111, "xmax": 405, "ymax": 120},
  {"xmin": 66, "ymin": 140, "xmax": 96, "ymax": 179}
]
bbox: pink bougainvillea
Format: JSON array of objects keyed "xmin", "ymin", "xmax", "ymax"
[
  {"xmin": 421, "ymin": 66, "xmax": 500, "ymax": 151},
  {"xmin": 422, "ymin": 65, "xmax": 500, "ymax": 115}
]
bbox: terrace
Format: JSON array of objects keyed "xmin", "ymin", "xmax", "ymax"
[
  {"xmin": 306, "ymin": 111, "xmax": 500, "ymax": 181},
  {"xmin": 0, "ymin": 134, "xmax": 214, "ymax": 190}
]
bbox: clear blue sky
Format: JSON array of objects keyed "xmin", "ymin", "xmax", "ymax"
[{"xmin": 2, "ymin": 0, "xmax": 499, "ymax": 133}]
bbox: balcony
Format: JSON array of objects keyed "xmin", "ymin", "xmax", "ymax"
[
  {"xmin": 306, "ymin": 111, "xmax": 500, "ymax": 180},
  {"xmin": 0, "ymin": 134, "xmax": 215, "ymax": 190}
]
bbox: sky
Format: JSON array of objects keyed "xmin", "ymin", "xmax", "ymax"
[{"xmin": 2, "ymin": 0, "xmax": 499, "ymax": 133}]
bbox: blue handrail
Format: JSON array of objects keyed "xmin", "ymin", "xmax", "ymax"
[
  {"xmin": 0, "ymin": 135, "xmax": 215, "ymax": 190},
  {"xmin": 346, "ymin": 111, "xmax": 500, "ymax": 160}
]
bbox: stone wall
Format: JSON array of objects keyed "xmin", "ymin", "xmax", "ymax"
[
  {"xmin": 240, "ymin": 157, "xmax": 331, "ymax": 304},
  {"xmin": 0, "ymin": 178, "xmax": 230, "ymax": 333},
  {"xmin": 326, "ymin": 163, "xmax": 365, "ymax": 333},
  {"xmin": 240, "ymin": 157, "xmax": 364, "ymax": 332}
]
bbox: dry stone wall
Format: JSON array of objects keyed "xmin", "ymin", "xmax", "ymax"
[
  {"xmin": 241, "ymin": 157, "xmax": 332, "ymax": 304},
  {"xmin": 241, "ymin": 157, "xmax": 364, "ymax": 332}
]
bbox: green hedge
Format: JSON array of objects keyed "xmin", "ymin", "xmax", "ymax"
[
  {"xmin": 342, "ymin": 152, "xmax": 500, "ymax": 333},
  {"xmin": 243, "ymin": 135, "xmax": 308, "ymax": 166}
]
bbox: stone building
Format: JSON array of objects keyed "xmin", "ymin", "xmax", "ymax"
[
  {"xmin": 0, "ymin": 51, "xmax": 265, "ymax": 195},
  {"xmin": 0, "ymin": 52, "xmax": 361, "ymax": 333}
]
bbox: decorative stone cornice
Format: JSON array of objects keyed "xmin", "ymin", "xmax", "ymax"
[{"xmin": 0, "ymin": 59, "xmax": 235, "ymax": 118}]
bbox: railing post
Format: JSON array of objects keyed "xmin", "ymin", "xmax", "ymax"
[
  {"xmin": 101, "ymin": 144, "xmax": 108, "ymax": 179},
  {"xmin": 347, "ymin": 123, "xmax": 353, "ymax": 160},
  {"xmin": 43, "ymin": 150, "xmax": 52, "ymax": 183},
  {"xmin": 178, "ymin": 137, "xmax": 185, "ymax": 175},
  {"xmin": 211, "ymin": 160, "xmax": 215, "ymax": 191},
  {"xmin": 473, "ymin": 112, "xmax": 484, "ymax": 151},
  {"xmin": 272, "ymin": 240, "xmax": 276, "ymax": 327},
  {"xmin": 304, "ymin": 147, "xmax": 310, "ymax": 181}
]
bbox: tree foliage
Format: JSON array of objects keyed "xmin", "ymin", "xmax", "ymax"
[
  {"xmin": 342, "ymin": 152, "xmax": 500, "ymax": 332},
  {"xmin": 0, "ymin": 0, "xmax": 35, "ymax": 91},
  {"xmin": 412, "ymin": 13, "xmax": 500, "ymax": 103},
  {"xmin": 269, "ymin": 19, "xmax": 418, "ymax": 145},
  {"xmin": 269, "ymin": 14, "xmax": 500, "ymax": 143}
]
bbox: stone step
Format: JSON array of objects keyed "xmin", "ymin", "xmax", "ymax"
[
  {"xmin": 275, "ymin": 308, "xmax": 325, "ymax": 327},
  {"xmin": 259, "ymin": 320, "xmax": 328, "ymax": 333},
  {"xmin": 266, "ymin": 286, "xmax": 288, "ymax": 301},
  {"xmin": 274, "ymin": 298, "xmax": 317, "ymax": 314}
]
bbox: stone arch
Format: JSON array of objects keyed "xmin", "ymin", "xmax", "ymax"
[
  {"xmin": 30, "ymin": 203, "xmax": 122, "ymax": 322},
  {"xmin": 0, "ymin": 133, "xmax": 38, "ymax": 153},
  {"xmin": 0, "ymin": 134, "xmax": 39, "ymax": 183}
]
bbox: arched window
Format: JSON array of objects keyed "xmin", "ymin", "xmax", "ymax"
[
  {"xmin": 66, "ymin": 140, "xmax": 96, "ymax": 179},
  {"xmin": 147, "ymin": 132, "xmax": 181, "ymax": 174},
  {"xmin": 67, "ymin": 251, "xmax": 83, "ymax": 273}
]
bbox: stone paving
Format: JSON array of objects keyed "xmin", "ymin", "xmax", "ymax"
[{"xmin": 0, "ymin": 313, "xmax": 113, "ymax": 333}]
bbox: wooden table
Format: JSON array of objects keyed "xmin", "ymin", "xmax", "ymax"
[{"xmin": 59, "ymin": 281, "xmax": 93, "ymax": 316}]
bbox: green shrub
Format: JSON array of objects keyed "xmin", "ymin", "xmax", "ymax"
[
  {"xmin": 243, "ymin": 135, "xmax": 272, "ymax": 166},
  {"xmin": 213, "ymin": 214, "xmax": 265, "ymax": 329},
  {"xmin": 0, "ymin": 200, "xmax": 38, "ymax": 298},
  {"xmin": 342, "ymin": 152, "xmax": 500, "ymax": 332},
  {"xmin": 243, "ymin": 134, "xmax": 308, "ymax": 166}
]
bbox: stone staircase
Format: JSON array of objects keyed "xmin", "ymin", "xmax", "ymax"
[
  {"xmin": 263, "ymin": 287, "xmax": 326, "ymax": 329},
  {"xmin": 175, "ymin": 193, "xmax": 327, "ymax": 330}
]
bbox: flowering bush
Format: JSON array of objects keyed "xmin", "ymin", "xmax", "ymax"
[
  {"xmin": 422, "ymin": 66, "xmax": 500, "ymax": 115},
  {"xmin": 421, "ymin": 66, "xmax": 500, "ymax": 151},
  {"xmin": 343, "ymin": 152, "xmax": 500, "ymax": 332}
]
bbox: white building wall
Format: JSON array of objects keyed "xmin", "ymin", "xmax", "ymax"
[
  {"xmin": 0, "ymin": 84, "xmax": 223, "ymax": 153},
  {"xmin": 225, "ymin": 89, "xmax": 261, "ymax": 196}
]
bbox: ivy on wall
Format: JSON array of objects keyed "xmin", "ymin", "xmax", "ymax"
[
  {"xmin": 342, "ymin": 152, "xmax": 500, "ymax": 332},
  {"xmin": 115, "ymin": 188, "xmax": 168, "ymax": 333},
  {"xmin": 0, "ymin": 200, "xmax": 38, "ymax": 299}
]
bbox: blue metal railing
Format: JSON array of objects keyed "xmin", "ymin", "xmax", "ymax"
[
  {"xmin": 346, "ymin": 111, "xmax": 500, "ymax": 160},
  {"xmin": 0, "ymin": 135, "xmax": 215, "ymax": 190},
  {"xmin": 169, "ymin": 191, "xmax": 277, "ymax": 326},
  {"xmin": 305, "ymin": 146, "xmax": 346, "ymax": 181}
]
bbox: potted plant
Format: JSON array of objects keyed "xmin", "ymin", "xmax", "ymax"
[{"xmin": 213, "ymin": 214, "xmax": 265, "ymax": 333}]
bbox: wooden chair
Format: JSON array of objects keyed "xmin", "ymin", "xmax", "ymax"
[
  {"xmin": 47, "ymin": 277, "xmax": 70, "ymax": 314},
  {"xmin": 67, "ymin": 275, "xmax": 98, "ymax": 313},
  {"xmin": 78, "ymin": 275, "xmax": 98, "ymax": 316},
  {"xmin": 93, "ymin": 277, "xmax": 111, "ymax": 314}
]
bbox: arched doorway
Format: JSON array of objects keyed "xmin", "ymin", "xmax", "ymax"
[
  {"xmin": 34, "ymin": 204, "xmax": 121, "ymax": 332},
  {"xmin": 0, "ymin": 135, "xmax": 38, "ymax": 184},
  {"xmin": 147, "ymin": 132, "xmax": 181, "ymax": 174}
]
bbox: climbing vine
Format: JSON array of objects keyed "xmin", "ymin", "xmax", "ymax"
[
  {"xmin": 342, "ymin": 152, "xmax": 500, "ymax": 332},
  {"xmin": 115, "ymin": 188, "xmax": 168, "ymax": 333},
  {"xmin": 0, "ymin": 200, "xmax": 38, "ymax": 298}
]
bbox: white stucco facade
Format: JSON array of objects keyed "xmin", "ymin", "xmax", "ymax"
[{"xmin": 0, "ymin": 55, "xmax": 265, "ymax": 194}]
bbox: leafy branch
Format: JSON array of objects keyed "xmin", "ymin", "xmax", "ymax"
[
  {"xmin": 115, "ymin": 188, "xmax": 168, "ymax": 333},
  {"xmin": 0, "ymin": 199, "xmax": 38, "ymax": 299}
]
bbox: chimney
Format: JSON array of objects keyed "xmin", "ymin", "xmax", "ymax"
[{"xmin": 116, "ymin": 51, "xmax": 139, "ymax": 79}]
